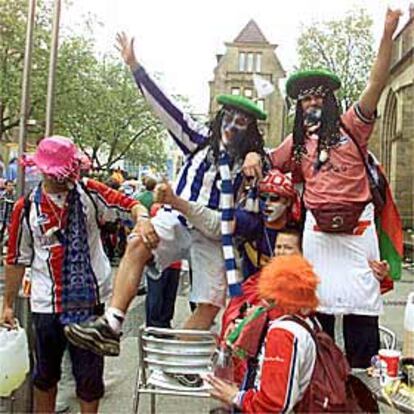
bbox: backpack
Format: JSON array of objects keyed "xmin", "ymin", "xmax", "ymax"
[{"xmin": 284, "ymin": 316, "xmax": 364, "ymax": 413}]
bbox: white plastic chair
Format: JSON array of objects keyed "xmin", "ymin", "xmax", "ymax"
[
  {"xmin": 133, "ymin": 326, "xmax": 217, "ymax": 414},
  {"xmin": 379, "ymin": 325, "xmax": 396, "ymax": 350}
]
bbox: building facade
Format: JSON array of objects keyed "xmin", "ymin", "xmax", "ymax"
[
  {"xmin": 370, "ymin": 6, "xmax": 414, "ymax": 232},
  {"xmin": 209, "ymin": 20, "xmax": 286, "ymax": 148}
]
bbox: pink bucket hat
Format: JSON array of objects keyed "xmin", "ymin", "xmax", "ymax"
[{"xmin": 21, "ymin": 136, "xmax": 90, "ymax": 180}]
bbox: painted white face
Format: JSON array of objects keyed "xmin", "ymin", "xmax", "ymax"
[
  {"xmin": 260, "ymin": 193, "xmax": 289, "ymax": 222},
  {"xmin": 220, "ymin": 108, "xmax": 251, "ymax": 146}
]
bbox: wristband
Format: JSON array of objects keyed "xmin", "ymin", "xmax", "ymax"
[{"xmin": 137, "ymin": 213, "xmax": 150, "ymax": 220}]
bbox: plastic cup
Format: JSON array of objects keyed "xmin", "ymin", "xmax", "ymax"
[{"xmin": 378, "ymin": 349, "xmax": 401, "ymax": 377}]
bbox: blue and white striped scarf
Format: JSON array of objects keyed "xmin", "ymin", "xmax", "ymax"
[{"xmin": 219, "ymin": 145, "xmax": 243, "ymax": 297}]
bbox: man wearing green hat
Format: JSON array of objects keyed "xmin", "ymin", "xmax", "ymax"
[
  {"xmin": 242, "ymin": 8, "xmax": 402, "ymax": 369},
  {"xmin": 65, "ymin": 32, "xmax": 267, "ymax": 382}
]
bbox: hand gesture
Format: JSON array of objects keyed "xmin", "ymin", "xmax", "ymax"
[
  {"xmin": 115, "ymin": 32, "xmax": 139, "ymax": 70},
  {"xmin": 384, "ymin": 8, "xmax": 402, "ymax": 38},
  {"xmin": 154, "ymin": 180, "xmax": 176, "ymax": 205}
]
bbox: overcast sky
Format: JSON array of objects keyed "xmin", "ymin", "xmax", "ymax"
[{"xmin": 62, "ymin": 0, "xmax": 411, "ymax": 114}]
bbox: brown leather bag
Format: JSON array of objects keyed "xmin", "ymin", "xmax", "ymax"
[{"xmin": 311, "ymin": 203, "xmax": 366, "ymax": 234}]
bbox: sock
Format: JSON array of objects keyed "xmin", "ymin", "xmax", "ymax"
[{"xmin": 105, "ymin": 307, "xmax": 125, "ymax": 334}]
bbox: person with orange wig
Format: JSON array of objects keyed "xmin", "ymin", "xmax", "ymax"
[{"xmin": 207, "ymin": 255, "xmax": 320, "ymax": 413}]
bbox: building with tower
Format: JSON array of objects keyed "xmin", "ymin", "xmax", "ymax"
[{"xmin": 209, "ymin": 20, "xmax": 286, "ymax": 147}]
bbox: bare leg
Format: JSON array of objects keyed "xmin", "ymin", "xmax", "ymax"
[
  {"xmin": 34, "ymin": 385, "xmax": 57, "ymax": 413},
  {"xmin": 79, "ymin": 398, "xmax": 99, "ymax": 414},
  {"xmin": 110, "ymin": 237, "xmax": 152, "ymax": 312},
  {"xmin": 183, "ymin": 303, "xmax": 220, "ymax": 331}
]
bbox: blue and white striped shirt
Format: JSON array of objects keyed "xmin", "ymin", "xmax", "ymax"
[{"xmin": 133, "ymin": 67, "xmax": 244, "ymax": 210}]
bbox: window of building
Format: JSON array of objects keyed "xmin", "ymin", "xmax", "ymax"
[
  {"xmin": 247, "ymin": 53, "xmax": 254, "ymax": 72},
  {"xmin": 231, "ymin": 87, "xmax": 240, "ymax": 95},
  {"xmin": 239, "ymin": 53, "xmax": 246, "ymax": 72},
  {"xmin": 244, "ymin": 88, "xmax": 253, "ymax": 98},
  {"xmin": 257, "ymin": 99, "xmax": 265, "ymax": 111},
  {"xmin": 255, "ymin": 53, "xmax": 262, "ymax": 73}
]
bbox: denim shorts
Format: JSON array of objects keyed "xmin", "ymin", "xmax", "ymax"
[{"xmin": 32, "ymin": 313, "xmax": 104, "ymax": 402}]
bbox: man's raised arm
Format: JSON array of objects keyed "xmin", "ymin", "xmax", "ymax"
[
  {"xmin": 359, "ymin": 9, "xmax": 402, "ymax": 118},
  {"xmin": 116, "ymin": 32, "xmax": 209, "ymax": 155}
]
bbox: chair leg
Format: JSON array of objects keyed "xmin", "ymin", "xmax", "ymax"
[
  {"xmin": 133, "ymin": 367, "xmax": 142, "ymax": 414},
  {"xmin": 133, "ymin": 390, "xmax": 140, "ymax": 414},
  {"xmin": 150, "ymin": 393, "xmax": 156, "ymax": 414}
]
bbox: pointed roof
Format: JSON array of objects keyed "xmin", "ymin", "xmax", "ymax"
[{"xmin": 234, "ymin": 19, "xmax": 269, "ymax": 44}]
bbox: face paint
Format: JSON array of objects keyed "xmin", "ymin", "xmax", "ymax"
[
  {"xmin": 304, "ymin": 107, "xmax": 322, "ymax": 127},
  {"xmin": 220, "ymin": 109, "xmax": 251, "ymax": 146},
  {"xmin": 260, "ymin": 193, "xmax": 288, "ymax": 222},
  {"xmin": 264, "ymin": 203, "xmax": 288, "ymax": 222}
]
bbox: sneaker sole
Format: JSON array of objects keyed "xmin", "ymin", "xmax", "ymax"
[
  {"xmin": 64, "ymin": 327, "xmax": 111, "ymax": 356},
  {"xmin": 64, "ymin": 325, "xmax": 120, "ymax": 357}
]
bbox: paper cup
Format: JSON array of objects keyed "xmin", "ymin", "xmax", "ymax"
[{"xmin": 378, "ymin": 349, "xmax": 401, "ymax": 377}]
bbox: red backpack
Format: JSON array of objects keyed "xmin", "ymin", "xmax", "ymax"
[{"xmin": 285, "ymin": 316, "xmax": 369, "ymax": 413}]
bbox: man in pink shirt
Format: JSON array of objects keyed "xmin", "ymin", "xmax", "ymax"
[{"xmin": 242, "ymin": 8, "xmax": 401, "ymax": 368}]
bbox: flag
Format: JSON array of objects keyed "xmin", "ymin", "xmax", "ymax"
[
  {"xmin": 376, "ymin": 178, "xmax": 404, "ymax": 281},
  {"xmin": 253, "ymin": 74, "xmax": 275, "ymax": 98}
]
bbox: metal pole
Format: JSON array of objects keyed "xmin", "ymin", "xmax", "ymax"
[
  {"xmin": 16, "ymin": 0, "xmax": 37, "ymax": 199},
  {"xmin": 13, "ymin": 2, "xmax": 37, "ymax": 412},
  {"xmin": 45, "ymin": 0, "xmax": 61, "ymax": 137}
]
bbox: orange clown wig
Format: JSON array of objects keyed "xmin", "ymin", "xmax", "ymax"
[{"xmin": 259, "ymin": 255, "xmax": 319, "ymax": 314}]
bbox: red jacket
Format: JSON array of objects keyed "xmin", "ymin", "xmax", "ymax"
[{"xmin": 236, "ymin": 310, "xmax": 317, "ymax": 413}]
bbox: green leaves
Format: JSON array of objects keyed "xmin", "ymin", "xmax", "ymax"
[
  {"xmin": 1, "ymin": 0, "xmax": 166, "ymax": 171},
  {"xmin": 296, "ymin": 8, "xmax": 375, "ymax": 111}
]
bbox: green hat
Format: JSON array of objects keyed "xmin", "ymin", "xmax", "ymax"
[
  {"xmin": 217, "ymin": 94, "xmax": 267, "ymax": 121},
  {"xmin": 286, "ymin": 69, "xmax": 341, "ymax": 100}
]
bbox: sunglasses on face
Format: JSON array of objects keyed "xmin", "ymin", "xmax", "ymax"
[{"xmin": 259, "ymin": 193, "xmax": 281, "ymax": 203}]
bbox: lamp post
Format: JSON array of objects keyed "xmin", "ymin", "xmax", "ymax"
[
  {"xmin": 45, "ymin": 0, "xmax": 61, "ymax": 137},
  {"xmin": 13, "ymin": 2, "xmax": 36, "ymax": 412},
  {"xmin": 16, "ymin": 0, "xmax": 37, "ymax": 199}
]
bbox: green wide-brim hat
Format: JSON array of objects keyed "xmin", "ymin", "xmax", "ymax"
[
  {"xmin": 217, "ymin": 94, "xmax": 267, "ymax": 121},
  {"xmin": 286, "ymin": 69, "xmax": 341, "ymax": 99}
]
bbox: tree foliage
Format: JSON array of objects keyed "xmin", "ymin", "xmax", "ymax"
[
  {"xmin": 0, "ymin": 0, "xmax": 167, "ymax": 171},
  {"xmin": 55, "ymin": 50, "xmax": 165, "ymax": 170},
  {"xmin": 296, "ymin": 8, "xmax": 375, "ymax": 110},
  {"xmin": 0, "ymin": 0, "xmax": 51, "ymax": 139}
]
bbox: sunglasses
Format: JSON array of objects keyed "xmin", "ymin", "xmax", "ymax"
[{"xmin": 259, "ymin": 193, "xmax": 281, "ymax": 203}]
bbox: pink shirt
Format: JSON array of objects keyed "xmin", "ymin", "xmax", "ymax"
[{"xmin": 270, "ymin": 105, "xmax": 375, "ymax": 209}]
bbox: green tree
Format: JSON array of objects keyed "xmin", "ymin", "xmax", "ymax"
[
  {"xmin": 0, "ymin": 0, "xmax": 52, "ymax": 140},
  {"xmin": 0, "ymin": 0, "xmax": 167, "ymax": 171},
  {"xmin": 296, "ymin": 8, "xmax": 375, "ymax": 110},
  {"xmin": 55, "ymin": 52, "xmax": 166, "ymax": 171}
]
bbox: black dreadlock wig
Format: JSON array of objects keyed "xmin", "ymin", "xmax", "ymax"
[
  {"xmin": 198, "ymin": 108, "xmax": 266, "ymax": 163},
  {"xmin": 292, "ymin": 91, "xmax": 342, "ymax": 164}
]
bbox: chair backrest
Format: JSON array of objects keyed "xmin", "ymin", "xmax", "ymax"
[
  {"xmin": 379, "ymin": 325, "xmax": 396, "ymax": 350},
  {"xmin": 139, "ymin": 326, "xmax": 217, "ymax": 375}
]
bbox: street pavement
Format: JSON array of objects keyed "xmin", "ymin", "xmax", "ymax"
[{"xmin": 0, "ymin": 266, "xmax": 413, "ymax": 413}]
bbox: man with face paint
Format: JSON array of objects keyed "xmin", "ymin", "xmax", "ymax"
[
  {"xmin": 65, "ymin": 33, "xmax": 267, "ymax": 378},
  {"xmin": 235, "ymin": 169, "xmax": 302, "ymax": 278},
  {"xmin": 241, "ymin": 9, "xmax": 402, "ymax": 369}
]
